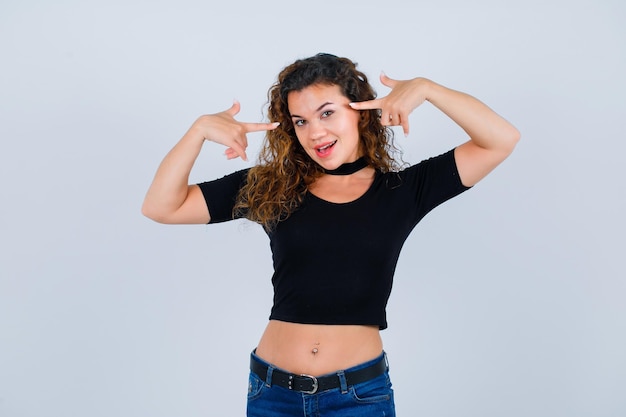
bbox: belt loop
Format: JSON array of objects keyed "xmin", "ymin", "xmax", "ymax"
[
  {"xmin": 337, "ymin": 370, "xmax": 348, "ymax": 394},
  {"xmin": 265, "ymin": 365, "xmax": 274, "ymax": 388}
]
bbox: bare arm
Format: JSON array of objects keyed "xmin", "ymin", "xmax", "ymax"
[
  {"xmin": 141, "ymin": 128, "xmax": 208, "ymax": 224},
  {"xmin": 424, "ymin": 79, "xmax": 520, "ymax": 186},
  {"xmin": 349, "ymin": 75, "xmax": 520, "ymax": 187},
  {"xmin": 141, "ymin": 101, "xmax": 279, "ymax": 224}
]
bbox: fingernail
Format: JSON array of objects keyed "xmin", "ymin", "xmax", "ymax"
[{"xmin": 272, "ymin": 122, "xmax": 280, "ymax": 127}]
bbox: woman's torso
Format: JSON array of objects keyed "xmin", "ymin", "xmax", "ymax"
[
  {"xmin": 256, "ymin": 170, "xmax": 383, "ymax": 376},
  {"xmin": 255, "ymin": 320, "xmax": 383, "ymax": 376}
]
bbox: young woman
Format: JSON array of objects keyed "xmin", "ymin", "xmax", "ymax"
[{"xmin": 142, "ymin": 53, "xmax": 520, "ymax": 416}]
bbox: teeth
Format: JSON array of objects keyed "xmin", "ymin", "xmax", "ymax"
[{"xmin": 318, "ymin": 141, "xmax": 336, "ymax": 151}]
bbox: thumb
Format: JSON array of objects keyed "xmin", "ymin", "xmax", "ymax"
[
  {"xmin": 226, "ymin": 99, "xmax": 241, "ymax": 116},
  {"xmin": 380, "ymin": 72, "xmax": 397, "ymax": 88}
]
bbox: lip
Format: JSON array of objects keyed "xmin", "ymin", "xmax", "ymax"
[{"xmin": 314, "ymin": 140, "xmax": 337, "ymax": 158}]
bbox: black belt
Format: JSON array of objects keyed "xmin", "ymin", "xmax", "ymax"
[{"xmin": 250, "ymin": 354, "xmax": 387, "ymax": 394}]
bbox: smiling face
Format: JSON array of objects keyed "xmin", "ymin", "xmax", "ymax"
[{"xmin": 287, "ymin": 83, "xmax": 361, "ymax": 171}]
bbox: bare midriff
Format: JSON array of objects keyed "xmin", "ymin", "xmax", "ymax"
[{"xmin": 255, "ymin": 320, "xmax": 383, "ymax": 376}]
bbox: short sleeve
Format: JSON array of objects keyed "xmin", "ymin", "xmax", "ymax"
[
  {"xmin": 399, "ymin": 148, "xmax": 471, "ymax": 225},
  {"xmin": 196, "ymin": 169, "xmax": 249, "ymax": 224}
]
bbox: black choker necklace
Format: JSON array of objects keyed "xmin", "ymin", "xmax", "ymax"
[{"xmin": 322, "ymin": 157, "xmax": 368, "ymax": 175}]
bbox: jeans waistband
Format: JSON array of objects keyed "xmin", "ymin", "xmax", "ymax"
[{"xmin": 250, "ymin": 351, "xmax": 388, "ymax": 394}]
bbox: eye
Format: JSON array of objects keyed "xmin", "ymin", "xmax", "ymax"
[
  {"xmin": 321, "ymin": 110, "xmax": 333, "ymax": 118},
  {"xmin": 294, "ymin": 119, "xmax": 306, "ymax": 127}
]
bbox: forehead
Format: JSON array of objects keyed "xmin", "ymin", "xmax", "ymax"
[{"xmin": 287, "ymin": 84, "xmax": 347, "ymax": 114}]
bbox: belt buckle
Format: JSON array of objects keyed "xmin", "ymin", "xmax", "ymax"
[{"xmin": 299, "ymin": 374, "xmax": 319, "ymax": 394}]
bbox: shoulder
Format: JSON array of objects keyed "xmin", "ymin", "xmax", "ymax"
[
  {"xmin": 197, "ymin": 168, "xmax": 250, "ymax": 191},
  {"xmin": 377, "ymin": 149, "xmax": 470, "ymax": 199},
  {"xmin": 380, "ymin": 149, "xmax": 457, "ymax": 181},
  {"xmin": 404, "ymin": 149, "xmax": 456, "ymax": 174}
]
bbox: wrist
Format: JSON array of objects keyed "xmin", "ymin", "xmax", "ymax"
[
  {"xmin": 180, "ymin": 127, "xmax": 207, "ymax": 152},
  {"xmin": 185, "ymin": 118, "xmax": 211, "ymax": 144},
  {"xmin": 416, "ymin": 78, "xmax": 437, "ymax": 102}
]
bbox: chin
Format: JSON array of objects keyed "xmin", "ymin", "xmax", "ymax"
[
  {"xmin": 307, "ymin": 154, "xmax": 332, "ymax": 170},
  {"xmin": 315, "ymin": 159, "xmax": 340, "ymax": 171}
]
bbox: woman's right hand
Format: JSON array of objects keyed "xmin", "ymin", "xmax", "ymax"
[
  {"xmin": 190, "ymin": 101, "xmax": 279, "ymax": 161},
  {"xmin": 142, "ymin": 101, "xmax": 278, "ymax": 224}
]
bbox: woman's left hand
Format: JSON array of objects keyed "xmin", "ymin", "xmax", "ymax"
[{"xmin": 349, "ymin": 74, "xmax": 432, "ymax": 136}]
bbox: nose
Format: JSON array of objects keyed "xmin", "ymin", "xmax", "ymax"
[{"xmin": 309, "ymin": 120, "xmax": 326, "ymax": 140}]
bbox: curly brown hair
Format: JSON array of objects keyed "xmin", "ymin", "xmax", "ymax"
[{"xmin": 235, "ymin": 53, "xmax": 401, "ymax": 229}]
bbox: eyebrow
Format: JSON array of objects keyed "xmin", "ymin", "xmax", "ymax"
[{"xmin": 290, "ymin": 102, "xmax": 333, "ymax": 119}]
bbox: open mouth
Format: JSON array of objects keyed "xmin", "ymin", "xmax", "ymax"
[{"xmin": 315, "ymin": 140, "xmax": 337, "ymax": 157}]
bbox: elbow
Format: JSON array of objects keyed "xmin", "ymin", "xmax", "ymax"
[
  {"xmin": 511, "ymin": 126, "xmax": 521, "ymax": 145},
  {"xmin": 141, "ymin": 203, "xmax": 160, "ymax": 222},
  {"xmin": 503, "ymin": 125, "xmax": 521, "ymax": 155},
  {"xmin": 141, "ymin": 201, "xmax": 169, "ymax": 224}
]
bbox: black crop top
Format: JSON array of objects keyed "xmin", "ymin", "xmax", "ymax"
[{"xmin": 198, "ymin": 149, "xmax": 469, "ymax": 329}]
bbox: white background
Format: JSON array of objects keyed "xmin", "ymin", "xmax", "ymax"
[{"xmin": 1, "ymin": 1, "xmax": 624, "ymax": 416}]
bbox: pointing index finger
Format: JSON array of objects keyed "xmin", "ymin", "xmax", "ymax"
[
  {"xmin": 242, "ymin": 121, "xmax": 280, "ymax": 133},
  {"xmin": 349, "ymin": 99, "xmax": 383, "ymax": 111}
]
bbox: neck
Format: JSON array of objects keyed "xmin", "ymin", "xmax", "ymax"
[{"xmin": 322, "ymin": 157, "xmax": 368, "ymax": 176}]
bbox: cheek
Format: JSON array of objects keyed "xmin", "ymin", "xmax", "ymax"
[
  {"xmin": 346, "ymin": 111, "xmax": 361, "ymax": 129},
  {"xmin": 346, "ymin": 115, "xmax": 361, "ymax": 137},
  {"xmin": 293, "ymin": 132, "xmax": 312, "ymax": 154},
  {"xmin": 294, "ymin": 131, "xmax": 305, "ymax": 146}
]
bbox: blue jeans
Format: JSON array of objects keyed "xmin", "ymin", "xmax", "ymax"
[{"xmin": 247, "ymin": 351, "xmax": 395, "ymax": 417}]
